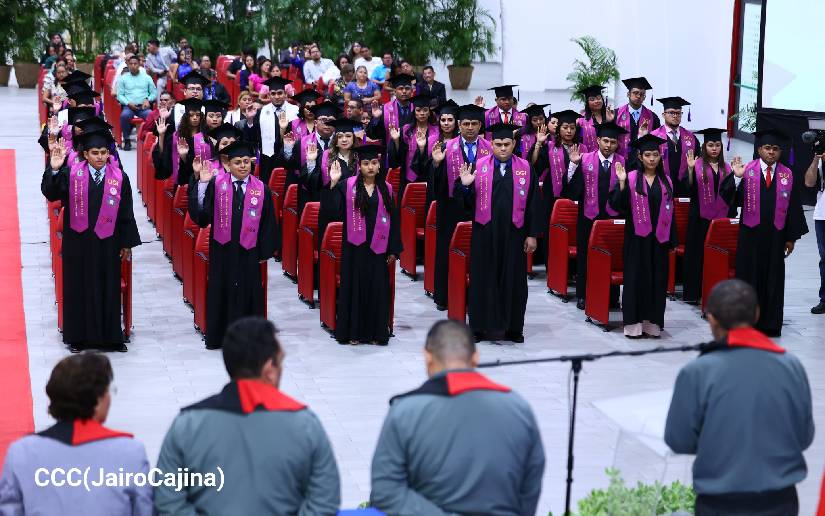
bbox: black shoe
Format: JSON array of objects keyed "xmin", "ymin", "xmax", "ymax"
[
  {"xmin": 68, "ymin": 344, "xmax": 83, "ymax": 353},
  {"xmin": 112, "ymin": 344, "xmax": 128, "ymax": 352},
  {"xmin": 505, "ymin": 332, "xmax": 524, "ymax": 343},
  {"xmin": 576, "ymin": 299, "xmax": 585, "ymax": 310},
  {"xmin": 205, "ymin": 344, "xmax": 222, "ymax": 350},
  {"xmin": 474, "ymin": 332, "xmax": 486, "ymax": 343},
  {"xmin": 435, "ymin": 304, "xmax": 447, "ymax": 311},
  {"xmin": 812, "ymin": 302, "xmax": 825, "ymax": 314},
  {"xmin": 123, "ymin": 140, "xmax": 132, "ymax": 151}
]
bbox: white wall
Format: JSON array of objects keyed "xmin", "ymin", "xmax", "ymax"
[{"xmin": 493, "ymin": 0, "xmax": 735, "ymax": 128}]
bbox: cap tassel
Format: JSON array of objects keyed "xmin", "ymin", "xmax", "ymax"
[
  {"xmin": 726, "ymin": 134, "xmax": 731, "ymax": 151},
  {"xmin": 650, "ymin": 94, "xmax": 654, "ymax": 107},
  {"xmin": 790, "ymin": 146, "xmax": 795, "ymax": 166},
  {"xmin": 687, "ymin": 107, "xmax": 691, "ymax": 122}
]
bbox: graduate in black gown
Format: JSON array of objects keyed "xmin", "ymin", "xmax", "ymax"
[
  {"xmin": 322, "ymin": 144, "xmax": 402, "ymax": 344},
  {"xmin": 390, "ymin": 93, "xmax": 438, "ymax": 205},
  {"xmin": 154, "ymin": 98, "xmax": 207, "ymax": 187},
  {"xmin": 720, "ymin": 129, "xmax": 808, "ymax": 336},
  {"xmin": 188, "ymin": 141, "xmax": 278, "ymax": 349},
  {"xmin": 241, "ymin": 76, "xmax": 292, "ymax": 185},
  {"xmin": 648, "ymin": 97, "xmax": 699, "ymax": 197},
  {"xmin": 426, "ymin": 104, "xmax": 491, "ymax": 310},
  {"xmin": 42, "ymin": 130, "xmax": 141, "ymax": 352},
  {"xmin": 610, "ymin": 134, "xmax": 677, "ymax": 338},
  {"xmin": 411, "ymin": 99, "xmax": 459, "ymax": 206},
  {"xmin": 614, "ymin": 77, "xmax": 661, "ymax": 170},
  {"xmin": 680, "ymin": 128, "xmax": 735, "ymax": 303},
  {"xmin": 455, "ymin": 123, "xmax": 543, "ymax": 342}
]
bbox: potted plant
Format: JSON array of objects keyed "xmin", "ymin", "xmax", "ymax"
[
  {"xmin": 574, "ymin": 468, "xmax": 695, "ymax": 515},
  {"xmin": 11, "ymin": 0, "xmax": 46, "ymax": 88},
  {"xmin": 430, "ymin": 0, "xmax": 496, "ymax": 90},
  {"xmin": 566, "ymin": 35, "xmax": 620, "ymax": 104},
  {"xmin": 0, "ymin": 10, "xmax": 12, "ymax": 86}
]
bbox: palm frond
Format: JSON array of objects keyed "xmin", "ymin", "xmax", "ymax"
[{"xmin": 566, "ymin": 35, "xmax": 621, "ymax": 102}]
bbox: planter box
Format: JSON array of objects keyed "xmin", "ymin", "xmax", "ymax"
[
  {"xmin": 13, "ymin": 62, "xmax": 41, "ymax": 88},
  {"xmin": 0, "ymin": 66, "xmax": 10, "ymax": 86},
  {"xmin": 447, "ymin": 65, "xmax": 474, "ymax": 90},
  {"xmin": 76, "ymin": 63, "xmax": 94, "ymax": 76}
]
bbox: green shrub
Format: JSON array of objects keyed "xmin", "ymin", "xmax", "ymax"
[{"xmin": 574, "ymin": 468, "xmax": 695, "ymax": 516}]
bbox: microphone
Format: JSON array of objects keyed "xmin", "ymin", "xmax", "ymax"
[{"xmin": 802, "ymin": 130, "xmax": 819, "ymax": 144}]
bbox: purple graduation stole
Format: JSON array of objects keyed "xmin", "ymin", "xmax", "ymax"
[
  {"xmin": 193, "ymin": 133, "xmax": 211, "ymax": 161},
  {"xmin": 473, "ymin": 155, "xmax": 531, "ymax": 228},
  {"xmin": 545, "ymin": 142, "xmax": 589, "ymax": 198},
  {"xmin": 484, "ymin": 106, "xmax": 526, "ymax": 128},
  {"xmin": 578, "ymin": 116, "xmax": 598, "ymax": 152},
  {"xmin": 445, "ymin": 136, "xmax": 493, "ymax": 197},
  {"xmin": 427, "ymin": 134, "xmax": 440, "ymax": 157},
  {"xmin": 67, "ymin": 150, "xmax": 80, "ymax": 167},
  {"xmin": 299, "ymin": 133, "xmax": 318, "ymax": 169},
  {"xmin": 212, "ymin": 173, "xmax": 266, "ymax": 249},
  {"xmin": 651, "ymin": 126, "xmax": 695, "ymax": 181},
  {"xmin": 383, "ymin": 99, "xmax": 400, "ymax": 136},
  {"xmin": 320, "ymin": 149, "xmax": 332, "ymax": 186},
  {"xmin": 345, "ymin": 175, "xmax": 392, "ymax": 254},
  {"xmin": 61, "ymin": 124, "xmax": 73, "ymax": 150},
  {"xmin": 206, "ymin": 159, "xmax": 222, "ymax": 175},
  {"xmin": 68, "ymin": 158, "xmax": 123, "ymax": 239},
  {"xmin": 741, "ymin": 160, "xmax": 792, "ymax": 230},
  {"xmin": 628, "ymin": 170, "xmax": 673, "ymax": 243},
  {"xmin": 520, "ymin": 133, "xmax": 537, "ymax": 159},
  {"xmin": 616, "ymin": 104, "xmax": 655, "ymax": 158},
  {"xmin": 582, "ymin": 151, "xmax": 621, "ymax": 219},
  {"xmin": 171, "ymin": 130, "xmax": 180, "ymax": 182},
  {"xmin": 291, "ymin": 118, "xmax": 308, "ymax": 140},
  {"xmin": 404, "ymin": 123, "xmax": 439, "ymax": 182},
  {"xmin": 695, "ymin": 158, "xmax": 732, "ymax": 221}
]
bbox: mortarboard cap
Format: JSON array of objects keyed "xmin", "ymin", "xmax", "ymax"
[
  {"xmin": 437, "ymin": 99, "xmax": 460, "ymax": 116},
  {"xmin": 487, "ymin": 122, "xmax": 521, "ymax": 141},
  {"xmin": 203, "ymin": 99, "xmax": 229, "ymax": 114},
  {"xmin": 355, "ymin": 143, "xmax": 384, "ymax": 161},
  {"xmin": 389, "ymin": 74, "xmax": 416, "ymax": 88},
  {"xmin": 79, "ymin": 129, "xmax": 115, "ymax": 150},
  {"xmin": 695, "ymin": 128, "xmax": 726, "ymax": 143},
  {"xmin": 327, "ymin": 118, "xmax": 358, "ymax": 133},
  {"xmin": 488, "ymin": 84, "xmax": 518, "ymax": 98},
  {"xmin": 65, "ymin": 82, "xmax": 99, "ymax": 105},
  {"xmin": 309, "ymin": 101, "xmax": 340, "ymax": 119},
  {"xmin": 180, "ymin": 98, "xmax": 204, "ymax": 113},
  {"xmin": 219, "ymin": 139, "xmax": 257, "ymax": 158},
  {"xmin": 595, "ymin": 121, "xmax": 629, "ymax": 139},
  {"xmin": 458, "ymin": 104, "xmax": 486, "ymax": 122},
  {"xmin": 753, "ymin": 128, "xmax": 790, "ymax": 147},
  {"xmin": 621, "ymin": 77, "xmax": 653, "ymax": 91},
  {"xmin": 411, "ymin": 93, "xmax": 435, "ymax": 109},
  {"xmin": 522, "ymin": 103, "xmax": 549, "ymax": 119},
  {"xmin": 577, "ymin": 84, "xmax": 605, "ymax": 99},
  {"xmin": 656, "ymin": 96, "xmax": 691, "ymax": 110},
  {"xmin": 208, "ymin": 123, "xmax": 243, "ymax": 142},
  {"xmin": 61, "ymin": 69, "xmax": 92, "ymax": 85},
  {"xmin": 291, "ymin": 89, "xmax": 320, "ymax": 105},
  {"xmin": 263, "ymin": 76, "xmax": 292, "ymax": 92},
  {"xmin": 180, "ymin": 71, "xmax": 210, "ymax": 87},
  {"xmin": 74, "ymin": 117, "xmax": 113, "ymax": 134},
  {"xmin": 68, "ymin": 106, "xmax": 96, "ymax": 125},
  {"xmin": 633, "ymin": 133, "xmax": 667, "ymax": 152},
  {"xmin": 553, "ymin": 109, "xmax": 583, "ymax": 125}
]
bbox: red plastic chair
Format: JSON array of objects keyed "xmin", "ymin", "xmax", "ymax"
[
  {"xmin": 161, "ymin": 182, "xmax": 176, "ymax": 257},
  {"xmin": 667, "ymin": 197, "xmax": 691, "ymax": 296},
  {"xmin": 171, "ymin": 187, "xmax": 189, "ymax": 279},
  {"xmin": 547, "ymin": 199, "xmax": 579, "ymax": 298},
  {"xmin": 193, "ymin": 226, "xmax": 211, "ymax": 333},
  {"xmin": 93, "ymin": 54, "xmax": 104, "ymax": 93},
  {"xmin": 121, "ymin": 257, "xmax": 133, "ymax": 339},
  {"xmin": 447, "ymin": 222, "xmax": 473, "ymax": 322},
  {"xmin": 399, "ymin": 183, "xmax": 427, "ymax": 280},
  {"xmin": 38, "ymin": 69, "xmax": 48, "ymax": 127},
  {"xmin": 182, "ymin": 213, "xmax": 200, "ymax": 305},
  {"xmin": 144, "ymin": 139, "xmax": 158, "ymax": 221},
  {"xmin": 48, "ymin": 200, "xmax": 62, "ymax": 276},
  {"xmin": 268, "ymin": 167, "xmax": 288, "ymax": 224},
  {"xmin": 386, "ymin": 167, "xmax": 401, "ymax": 205},
  {"xmin": 701, "ymin": 218, "xmax": 740, "ymax": 312},
  {"xmin": 423, "ymin": 201, "xmax": 437, "ymax": 296},
  {"xmin": 281, "ymin": 184, "xmax": 299, "ymax": 280},
  {"xmin": 55, "ymin": 209, "xmax": 65, "ymax": 327},
  {"xmin": 584, "ymin": 219, "xmax": 625, "ymax": 328},
  {"xmin": 171, "ymin": 81, "xmax": 186, "ymax": 101},
  {"xmin": 297, "ymin": 201, "xmax": 320, "ymax": 307}
]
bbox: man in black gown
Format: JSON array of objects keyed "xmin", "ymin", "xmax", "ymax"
[
  {"xmin": 455, "ymin": 123, "xmax": 543, "ymax": 342},
  {"xmin": 615, "ymin": 76, "xmax": 660, "ymax": 169},
  {"xmin": 721, "ymin": 129, "xmax": 807, "ymax": 336},
  {"xmin": 189, "ymin": 141, "xmax": 278, "ymax": 349},
  {"xmin": 42, "ymin": 130, "xmax": 141, "ymax": 352},
  {"xmin": 648, "ymin": 97, "xmax": 699, "ymax": 197}
]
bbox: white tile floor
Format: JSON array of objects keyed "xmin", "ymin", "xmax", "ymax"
[{"xmin": 4, "ymin": 84, "xmax": 824, "ymax": 514}]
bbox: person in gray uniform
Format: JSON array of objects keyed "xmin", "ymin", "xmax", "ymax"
[
  {"xmin": 665, "ymin": 279, "xmax": 814, "ymax": 516},
  {"xmin": 370, "ymin": 319, "xmax": 545, "ymax": 515},
  {"xmin": 155, "ymin": 317, "xmax": 340, "ymax": 515},
  {"xmin": 0, "ymin": 354, "xmax": 154, "ymax": 516}
]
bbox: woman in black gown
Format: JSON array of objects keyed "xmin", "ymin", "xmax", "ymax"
[
  {"xmin": 322, "ymin": 144, "xmax": 402, "ymax": 344},
  {"xmin": 610, "ymin": 134, "xmax": 677, "ymax": 338}
]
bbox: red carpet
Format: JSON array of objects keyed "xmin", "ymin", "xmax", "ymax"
[{"xmin": 0, "ymin": 149, "xmax": 33, "ymax": 461}]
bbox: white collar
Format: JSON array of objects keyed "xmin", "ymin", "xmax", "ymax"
[
  {"xmin": 760, "ymin": 159, "xmax": 775, "ymax": 172},
  {"xmin": 598, "ymin": 151, "xmax": 614, "ymax": 163},
  {"xmin": 88, "ymin": 164, "xmax": 105, "ymax": 175},
  {"xmin": 461, "ymin": 137, "xmax": 478, "ymax": 147},
  {"xmin": 231, "ymin": 175, "xmax": 250, "ymax": 185},
  {"xmin": 629, "ymin": 105, "xmax": 642, "ymax": 113}
]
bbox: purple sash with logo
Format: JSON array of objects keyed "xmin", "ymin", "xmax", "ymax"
[
  {"xmin": 404, "ymin": 123, "xmax": 439, "ymax": 182},
  {"xmin": 383, "ymin": 99, "xmax": 400, "ymax": 136},
  {"xmin": 345, "ymin": 175, "xmax": 392, "ymax": 254},
  {"xmin": 578, "ymin": 116, "xmax": 598, "ymax": 151},
  {"xmin": 695, "ymin": 158, "xmax": 732, "ymax": 220},
  {"xmin": 171, "ymin": 131, "xmax": 181, "ymax": 182},
  {"xmin": 61, "ymin": 124, "xmax": 74, "ymax": 151},
  {"xmin": 616, "ymin": 104, "xmax": 655, "ymax": 158},
  {"xmin": 519, "ymin": 133, "xmax": 536, "ymax": 159},
  {"xmin": 546, "ymin": 142, "xmax": 589, "ymax": 198},
  {"xmin": 445, "ymin": 136, "xmax": 493, "ymax": 197},
  {"xmin": 68, "ymin": 158, "xmax": 123, "ymax": 239},
  {"xmin": 484, "ymin": 106, "xmax": 526, "ymax": 129},
  {"xmin": 193, "ymin": 132, "xmax": 211, "ymax": 162},
  {"xmin": 291, "ymin": 118, "xmax": 309, "ymax": 140},
  {"xmin": 473, "ymin": 155, "xmax": 530, "ymax": 228},
  {"xmin": 628, "ymin": 170, "xmax": 673, "ymax": 243},
  {"xmin": 651, "ymin": 126, "xmax": 695, "ymax": 181},
  {"xmin": 67, "ymin": 149, "xmax": 80, "ymax": 167},
  {"xmin": 741, "ymin": 160, "xmax": 792, "ymax": 230},
  {"xmin": 582, "ymin": 151, "xmax": 621, "ymax": 219},
  {"xmin": 212, "ymin": 173, "xmax": 266, "ymax": 249}
]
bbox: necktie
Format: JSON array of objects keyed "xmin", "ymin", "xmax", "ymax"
[
  {"xmin": 632, "ymin": 111, "xmax": 640, "ymax": 123},
  {"xmin": 503, "ymin": 112, "xmax": 509, "ymax": 124},
  {"xmin": 400, "ymin": 106, "xmax": 408, "ymax": 119},
  {"xmin": 234, "ymin": 180, "xmax": 244, "ymax": 210},
  {"xmin": 671, "ymin": 129, "xmax": 679, "ymax": 143},
  {"xmin": 602, "ymin": 160, "xmax": 610, "ymax": 172},
  {"xmin": 321, "ymin": 137, "xmax": 330, "ymax": 150},
  {"xmin": 466, "ymin": 142, "xmax": 476, "ymax": 162},
  {"xmin": 93, "ymin": 169, "xmax": 102, "ymax": 184},
  {"xmin": 765, "ymin": 165, "xmax": 773, "ymax": 188}
]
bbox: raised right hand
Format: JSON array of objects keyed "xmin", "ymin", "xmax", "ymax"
[
  {"xmin": 638, "ymin": 119, "xmax": 650, "ymax": 137},
  {"xmin": 731, "ymin": 156, "xmax": 745, "ymax": 178},
  {"xmin": 371, "ymin": 99, "xmax": 383, "ymax": 119},
  {"xmin": 48, "ymin": 115, "xmax": 61, "ymax": 136},
  {"xmin": 431, "ymin": 140, "xmax": 445, "ymax": 164},
  {"xmin": 50, "ymin": 144, "xmax": 67, "ymax": 170},
  {"xmin": 686, "ymin": 149, "xmax": 697, "ymax": 169},
  {"xmin": 177, "ymin": 136, "xmax": 189, "ymax": 157},
  {"xmin": 192, "ymin": 155, "xmax": 203, "ymax": 177},
  {"xmin": 278, "ymin": 111, "xmax": 289, "ymax": 131},
  {"xmin": 615, "ymin": 161, "xmax": 627, "ymax": 183},
  {"xmin": 329, "ymin": 160, "xmax": 342, "ymax": 186},
  {"xmin": 535, "ymin": 124, "xmax": 549, "ymax": 144},
  {"xmin": 156, "ymin": 117, "xmax": 168, "ymax": 136},
  {"xmin": 569, "ymin": 144, "xmax": 582, "ymax": 164},
  {"xmin": 283, "ymin": 132, "xmax": 296, "ymax": 148},
  {"xmin": 459, "ymin": 162, "xmax": 476, "ymax": 185},
  {"xmin": 306, "ymin": 141, "xmax": 319, "ymax": 162}
]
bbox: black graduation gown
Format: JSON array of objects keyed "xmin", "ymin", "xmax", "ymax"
[
  {"xmin": 188, "ymin": 175, "xmax": 279, "ymax": 349},
  {"xmin": 286, "ymin": 135, "xmax": 329, "ymax": 216},
  {"xmin": 366, "ymin": 105, "xmax": 415, "ymax": 143},
  {"xmin": 427, "ymin": 145, "xmax": 475, "ymax": 307},
  {"xmin": 680, "ymin": 165, "xmax": 735, "ymax": 302},
  {"xmin": 41, "ymin": 163, "xmax": 141, "ymax": 348},
  {"xmin": 610, "ymin": 177, "xmax": 677, "ymax": 328},
  {"xmin": 153, "ymin": 129, "xmax": 199, "ymax": 187},
  {"xmin": 534, "ymin": 143, "xmax": 572, "ymax": 241},
  {"xmin": 309, "ymin": 156, "xmax": 356, "ymax": 254},
  {"xmin": 624, "ymin": 111, "xmax": 661, "ymax": 171},
  {"xmin": 242, "ymin": 111, "xmax": 286, "ymax": 185},
  {"xmin": 719, "ymin": 170, "xmax": 807, "ymax": 335},
  {"xmin": 564, "ymin": 158, "xmax": 619, "ymax": 302},
  {"xmin": 663, "ymin": 133, "xmax": 699, "ymax": 198},
  {"xmin": 389, "ymin": 126, "xmax": 425, "ymax": 206},
  {"xmin": 322, "ymin": 181, "xmax": 402, "ymax": 344},
  {"xmin": 456, "ymin": 161, "xmax": 543, "ymax": 335}
]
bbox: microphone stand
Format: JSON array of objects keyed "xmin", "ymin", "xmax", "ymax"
[{"xmin": 477, "ymin": 342, "xmax": 717, "ymax": 516}]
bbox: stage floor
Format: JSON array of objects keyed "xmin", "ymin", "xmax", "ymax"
[{"xmin": 4, "ymin": 84, "xmax": 824, "ymax": 514}]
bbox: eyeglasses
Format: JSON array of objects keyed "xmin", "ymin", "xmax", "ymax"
[
  {"xmin": 186, "ymin": 86, "xmax": 203, "ymax": 92},
  {"xmin": 664, "ymin": 110, "xmax": 683, "ymax": 116}
]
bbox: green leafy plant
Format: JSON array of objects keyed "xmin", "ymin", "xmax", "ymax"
[
  {"xmin": 576, "ymin": 468, "xmax": 695, "ymax": 516},
  {"xmin": 566, "ymin": 36, "xmax": 620, "ymax": 102},
  {"xmin": 10, "ymin": 0, "xmax": 47, "ymax": 62},
  {"xmin": 430, "ymin": 0, "xmax": 496, "ymax": 67}
]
